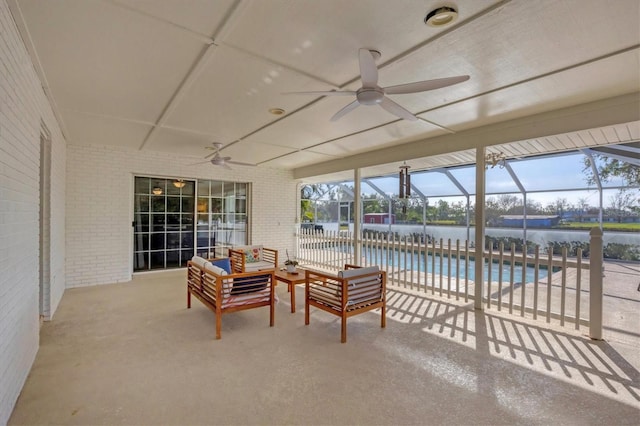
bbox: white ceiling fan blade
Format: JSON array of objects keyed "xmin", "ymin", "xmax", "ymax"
[
  {"xmin": 187, "ymin": 160, "xmax": 211, "ymax": 166},
  {"xmin": 379, "ymin": 97, "xmax": 418, "ymax": 121},
  {"xmin": 358, "ymin": 49, "xmax": 378, "ymax": 87},
  {"xmin": 282, "ymin": 90, "xmax": 356, "ymax": 96},
  {"xmin": 227, "ymin": 160, "xmax": 257, "ymax": 167},
  {"xmin": 222, "ymin": 162, "xmax": 232, "ymax": 170},
  {"xmin": 330, "ymin": 100, "xmax": 361, "ymax": 122},
  {"xmin": 384, "ymin": 75, "xmax": 470, "ymax": 95},
  {"xmin": 204, "ymin": 152, "xmax": 216, "ymax": 159}
]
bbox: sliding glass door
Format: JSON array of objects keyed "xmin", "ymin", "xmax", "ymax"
[
  {"xmin": 133, "ymin": 177, "xmax": 195, "ymax": 271},
  {"xmin": 196, "ymin": 180, "xmax": 247, "ymax": 258},
  {"xmin": 133, "ymin": 176, "xmax": 249, "ymax": 272}
]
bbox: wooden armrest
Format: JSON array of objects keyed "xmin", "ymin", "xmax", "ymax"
[
  {"xmin": 262, "ymin": 248, "xmax": 278, "ymax": 266},
  {"xmin": 229, "ymin": 249, "xmax": 245, "ymax": 273}
]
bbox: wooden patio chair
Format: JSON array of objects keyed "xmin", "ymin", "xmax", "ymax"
[
  {"xmin": 187, "ymin": 256, "xmax": 275, "ymax": 339},
  {"xmin": 305, "ymin": 264, "xmax": 386, "ymax": 343}
]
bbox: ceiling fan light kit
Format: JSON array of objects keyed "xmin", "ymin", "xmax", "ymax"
[{"xmin": 284, "ymin": 48, "xmax": 469, "ymax": 122}]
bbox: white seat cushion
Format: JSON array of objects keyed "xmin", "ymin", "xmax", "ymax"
[{"xmin": 244, "ymin": 260, "xmax": 274, "ymax": 272}]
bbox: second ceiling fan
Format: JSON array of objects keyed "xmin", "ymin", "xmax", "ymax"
[
  {"xmin": 285, "ymin": 48, "xmax": 470, "ymax": 122},
  {"xmin": 198, "ymin": 142, "xmax": 256, "ymax": 169}
]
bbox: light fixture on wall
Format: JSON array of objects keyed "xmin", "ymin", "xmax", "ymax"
[
  {"xmin": 152, "ymin": 187, "xmax": 163, "ymax": 195},
  {"xmin": 425, "ymin": 6, "xmax": 458, "ymax": 27},
  {"xmin": 173, "ymin": 179, "xmax": 186, "ymax": 189},
  {"xmin": 485, "ymin": 152, "xmax": 507, "ymax": 169}
]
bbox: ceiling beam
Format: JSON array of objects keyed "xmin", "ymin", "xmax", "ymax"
[{"xmin": 137, "ymin": 0, "xmax": 248, "ymax": 151}]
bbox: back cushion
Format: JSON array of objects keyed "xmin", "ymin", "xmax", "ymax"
[
  {"xmin": 190, "ymin": 255, "xmax": 209, "ymax": 269},
  {"xmin": 338, "ymin": 266, "xmax": 380, "ymax": 279},
  {"xmin": 204, "ymin": 262, "xmax": 232, "ymax": 297}
]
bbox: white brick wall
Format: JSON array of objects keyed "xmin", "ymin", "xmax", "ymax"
[
  {"xmin": 66, "ymin": 144, "xmax": 298, "ymax": 287},
  {"xmin": 0, "ymin": 0, "xmax": 66, "ymax": 423}
]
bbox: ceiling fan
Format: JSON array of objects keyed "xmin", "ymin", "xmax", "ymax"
[
  {"xmin": 194, "ymin": 142, "xmax": 256, "ymax": 169},
  {"xmin": 284, "ymin": 48, "xmax": 470, "ymax": 122}
]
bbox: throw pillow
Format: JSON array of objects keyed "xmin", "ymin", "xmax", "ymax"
[
  {"xmin": 204, "ymin": 263, "xmax": 227, "ymax": 276},
  {"xmin": 244, "ymin": 247, "xmax": 262, "ymax": 263},
  {"xmin": 210, "ymin": 257, "xmax": 232, "ymax": 274}
]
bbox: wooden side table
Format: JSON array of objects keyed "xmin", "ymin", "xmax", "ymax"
[{"xmin": 274, "ymin": 268, "xmax": 306, "ymax": 313}]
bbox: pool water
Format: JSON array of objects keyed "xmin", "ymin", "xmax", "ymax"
[{"xmin": 361, "ymin": 249, "xmax": 549, "ymax": 283}]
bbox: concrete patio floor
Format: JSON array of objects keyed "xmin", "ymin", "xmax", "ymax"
[{"xmin": 8, "ymin": 263, "xmax": 640, "ymax": 425}]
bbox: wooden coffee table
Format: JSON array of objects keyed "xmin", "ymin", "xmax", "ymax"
[{"xmin": 274, "ymin": 268, "xmax": 306, "ymax": 313}]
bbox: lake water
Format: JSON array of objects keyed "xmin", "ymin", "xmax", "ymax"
[{"xmin": 323, "ymin": 222, "xmax": 640, "ymax": 247}]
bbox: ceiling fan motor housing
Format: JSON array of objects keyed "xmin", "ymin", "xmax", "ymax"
[{"xmin": 357, "ymin": 87, "xmax": 384, "ymax": 105}]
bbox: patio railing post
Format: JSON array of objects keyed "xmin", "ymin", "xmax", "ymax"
[
  {"xmin": 474, "ymin": 147, "xmax": 486, "ymax": 310},
  {"xmin": 589, "ymin": 227, "xmax": 604, "ymax": 340}
]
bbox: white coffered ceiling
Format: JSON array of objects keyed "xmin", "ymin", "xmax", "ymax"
[{"xmin": 8, "ymin": 0, "xmax": 640, "ymax": 182}]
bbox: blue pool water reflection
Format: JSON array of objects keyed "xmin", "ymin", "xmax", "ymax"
[{"xmin": 360, "ymin": 248, "xmax": 549, "ymax": 283}]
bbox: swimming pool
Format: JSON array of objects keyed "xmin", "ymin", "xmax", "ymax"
[{"xmin": 360, "ymin": 248, "xmax": 549, "ymax": 283}]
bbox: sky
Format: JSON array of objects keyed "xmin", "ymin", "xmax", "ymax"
[{"xmin": 316, "ymin": 152, "xmax": 638, "ymax": 209}]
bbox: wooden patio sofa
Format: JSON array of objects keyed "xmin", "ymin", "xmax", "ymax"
[
  {"xmin": 305, "ymin": 264, "xmax": 386, "ymax": 343},
  {"xmin": 187, "ymin": 256, "xmax": 275, "ymax": 339}
]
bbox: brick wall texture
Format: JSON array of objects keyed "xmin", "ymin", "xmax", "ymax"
[{"xmin": 0, "ymin": 0, "xmax": 66, "ymax": 423}]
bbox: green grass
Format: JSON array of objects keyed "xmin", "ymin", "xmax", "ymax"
[
  {"xmin": 428, "ymin": 220, "xmax": 458, "ymax": 225},
  {"xmin": 557, "ymin": 222, "xmax": 640, "ymax": 232}
]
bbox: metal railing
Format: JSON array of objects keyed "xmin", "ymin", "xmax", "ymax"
[{"xmin": 297, "ymin": 228, "xmax": 604, "ymax": 337}]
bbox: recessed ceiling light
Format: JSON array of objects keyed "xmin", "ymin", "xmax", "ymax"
[
  {"xmin": 425, "ymin": 6, "xmax": 458, "ymax": 27},
  {"xmin": 269, "ymin": 107, "xmax": 285, "ymax": 115}
]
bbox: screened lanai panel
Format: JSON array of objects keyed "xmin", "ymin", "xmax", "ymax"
[
  {"xmin": 485, "ymin": 165, "xmax": 520, "ymax": 194},
  {"xmin": 361, "ymin": 180, "xmax": 388, "ymax": 197},
  {"xmin": 409, "ymin": 171, "xmax": 465, "ymax": 197},
  {"xmin": 508, "ymin": 154, "xmax": 603, "ymax": 192},
  {"xmin": 447, "ymin": 166, "xmax": 476, "ymax": 195},
  {"xmin": 361, "ymin": 178, "xmax": 396, "ymax": 197}
]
